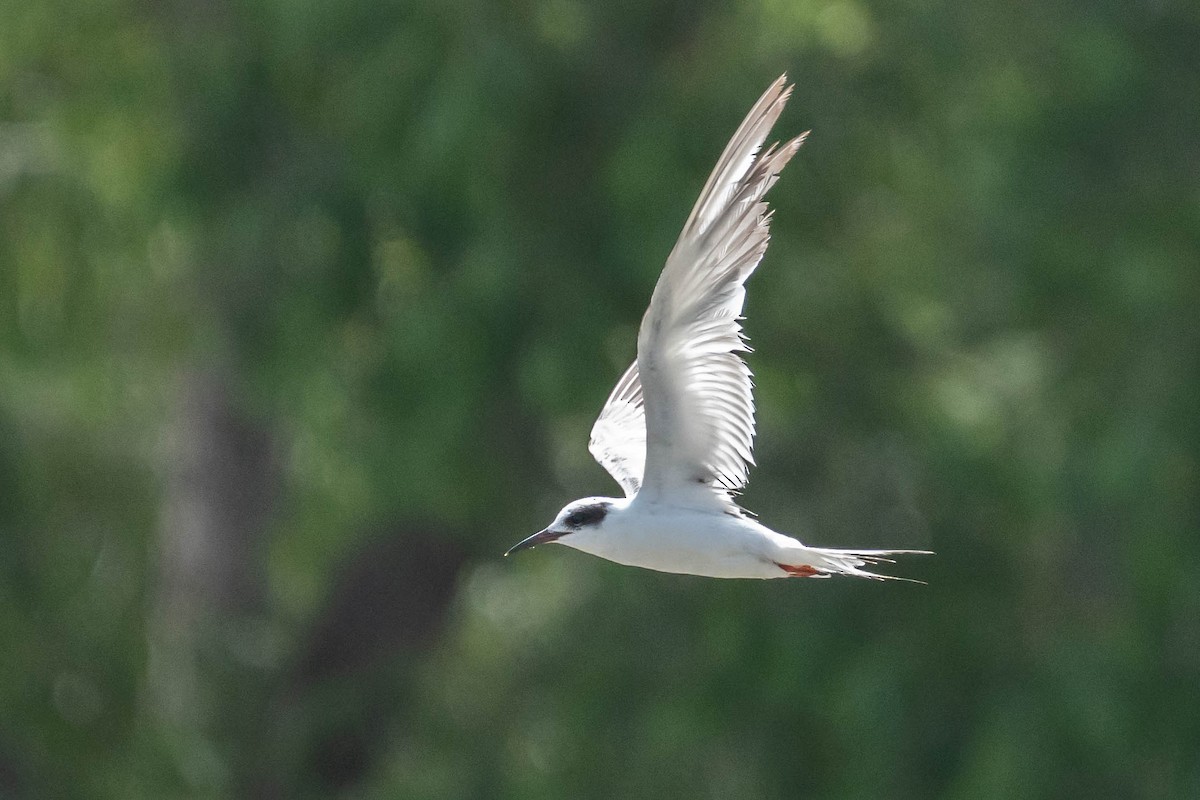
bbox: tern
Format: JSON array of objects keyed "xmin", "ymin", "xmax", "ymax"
[{"xmin": 507, "ymin": 76, "xmax": 930, "ymax": 580}]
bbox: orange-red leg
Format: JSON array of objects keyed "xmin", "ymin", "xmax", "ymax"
[{"xmin": 775, "ymin": 562, "xmax": 821, "ymax": 578}]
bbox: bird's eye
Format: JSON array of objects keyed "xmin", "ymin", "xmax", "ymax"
[{"xmin": 565, "ymin": 512, "xmax": 585, "ymax": 527}]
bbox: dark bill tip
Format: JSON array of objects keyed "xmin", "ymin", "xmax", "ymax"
[{"xmin": 504, "ymin": 528, "xmax": 562, "ymax": 557}]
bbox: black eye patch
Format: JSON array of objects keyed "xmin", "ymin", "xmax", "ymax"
[{"xmin": 565, "ymin": 503, "xmax": 609, "ymax": 528}]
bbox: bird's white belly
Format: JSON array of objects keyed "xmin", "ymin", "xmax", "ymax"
[{"xmin": 562, "ymin": 509, "xmax": 790, "ymax": 579}]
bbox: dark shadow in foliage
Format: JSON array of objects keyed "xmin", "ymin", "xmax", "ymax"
[{"xmin": 254, "ymin": 525, "xmax": 467, "ymax": 798}]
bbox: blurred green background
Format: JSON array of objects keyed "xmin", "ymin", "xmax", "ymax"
[{"xmin": 2, "ymin": 0, "xmax": 1199, "ymax": 797}]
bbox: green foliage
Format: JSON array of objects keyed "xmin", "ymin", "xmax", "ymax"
[{"xmin": 2, "ymin": 0, "xmax": 1198, "ymax": 796}]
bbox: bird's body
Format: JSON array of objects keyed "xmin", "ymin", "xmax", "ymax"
[
  {"xmin": 507, "ymin": 76, "xmax": 930, "ymax": 580},
  {"xmin": 527, "ymin": 494, "xmax": 920, "ymax": 580}
]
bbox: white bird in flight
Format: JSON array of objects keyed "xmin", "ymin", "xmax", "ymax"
[{"xmin": 506, "ymin": 76, "xmax": 930, "ymax": 580}]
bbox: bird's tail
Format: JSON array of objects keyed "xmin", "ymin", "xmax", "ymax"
[{"xmin": 776, "ymin": 546, "xmax": 933, "ymax": 582}]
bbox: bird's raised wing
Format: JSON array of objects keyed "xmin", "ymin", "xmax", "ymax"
[
  {"xmin": 633, "ymin": 75, "xmax": 805, "ymax": 506},
  {"xmin": 588, "ymin": 76, "xmax": 804, "ymax": 503}
]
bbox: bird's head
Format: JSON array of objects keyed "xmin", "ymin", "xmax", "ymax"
[{"xmin": 505, "ymin": 497, "xmax": 619, "ymax": 556}]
